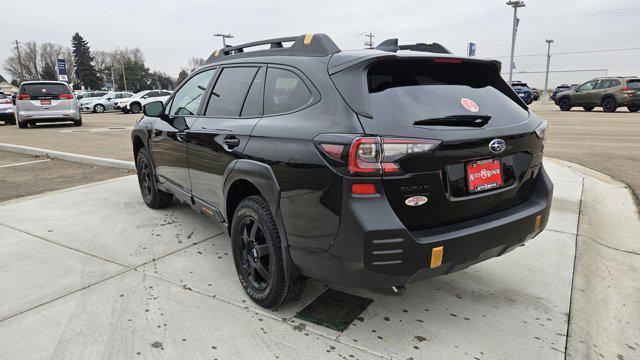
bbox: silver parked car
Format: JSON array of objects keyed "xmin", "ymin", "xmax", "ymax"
[
  {"xmin": 15, "ymin": 81, "xmax": 81, "ymax": 128},
  {"xmin": 0, "ymin": 92, "xmax": 15, "ymax": 125},
  {"xmin": 80, "ymin": 91, "xmax": 134, "ymax": 113}
]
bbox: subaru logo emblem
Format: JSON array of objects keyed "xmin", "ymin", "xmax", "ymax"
[{"xmin": 489, "ymin": 139, "xmax": 506, "ymax": 154}]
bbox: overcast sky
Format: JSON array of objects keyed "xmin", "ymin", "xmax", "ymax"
[{"xmin": 1, "ymin": 0, "xmax": 638, "ymax": 87}]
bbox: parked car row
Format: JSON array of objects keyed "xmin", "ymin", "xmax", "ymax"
[
  {"xmin": 80, "ymin": 92, "xmax": 134, "ymax": 113},
  {"xmin": 114, "ymin": 90, "xmax": 172, "ymax": 114},
  {"xmin": 553, "ymin": 76, "xmax": 640, "ymax": 112}
]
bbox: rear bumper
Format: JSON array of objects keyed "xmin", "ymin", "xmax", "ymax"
[
  {"xmin": 17, "ymin": 109, "xmax": 80, "ymax": 122},
  {"xmin": 291, "ymin": 166, "xmax": 553, "ymax": 289}
]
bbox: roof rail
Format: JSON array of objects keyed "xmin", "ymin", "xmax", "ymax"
[
  {"xmin": 375, "ymin": 38, "xmax": 452, "ymax": 55},
  {"xmin": 205, "ymin": 33, "xmax": 340, "ymax": 63}
]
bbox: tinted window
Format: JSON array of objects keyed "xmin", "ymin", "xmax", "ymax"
[
  {"xmin": 205, "ymin": 67, "xmax": 258, "ymax": 117},
  {"xmin": 610, "ymin": 80, "xmax": 621, "ymax": 87},
  {"xmin": 241, "ymin": 68, "xmax": 265, "ymax": 117},
  {"xmin": 596, "ymin": 80, "xmax": 610, "ymax": 89},
  {"xmin": 168, "ymin": 69, "xmax": 216, "ymax": 116},
  {"xmin": 363, "ymin": 59, "xmax": 529, "ymax": 128},
  {"xmin": 20, "ymin": 83, "xmax": 71, "ymax": 98},
  {"xmin": 264, "ymin": 68, "xmax": 311, "ymax": 115},
  {"xmin": 628, "ymin": 80, "xmax": 640, "ymax": 89},
  {"xmin": 578, "ymin": 81, "xmax": 598, "ymax": 91}
]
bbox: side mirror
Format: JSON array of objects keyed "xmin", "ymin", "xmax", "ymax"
[
  {"xmin": 143, "ymin": 101, "xmax": 165, "ymax": 118},
  {"xmin": 106, "ymin": 97, "xmax": 113, "ymax": 101}
]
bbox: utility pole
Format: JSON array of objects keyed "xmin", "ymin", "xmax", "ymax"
[
  {"xmin": 364, "ymin": 33, "xmax": 375, "ymax": 49},
  {"xmin": 14, "ymin": 40, "xmax": 24, "ymax": 82},
  {"xmin": 506, "ymin": 1, "xmax": 525, "ymax": 85},
  {"xmin": 121, "ymin": 58, "xmax": 128, "ymax": 92},
  {"xmin": 543, "ymin": 39, "xmax": 554, "ymax": 101},
  {"xmin": 214, "ymin": 33, "xmax": 234, "ymax": 48},
  {"xmin": 111, "ymin": 66, "xmax": 116, "ymax": 92}
]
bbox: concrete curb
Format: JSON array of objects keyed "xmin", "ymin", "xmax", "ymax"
[
  {"xmin": 0, "ymin": 143, "xmax": 135, "ymax": 170},
  {"xmin": 548, "ymin": 158, "xmax": 640, "ymax": 360}
]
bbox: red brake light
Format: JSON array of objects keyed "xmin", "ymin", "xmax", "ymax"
[
  {"xmin": 351, "ymin": 183, "xmax": 377, "ymax": 195},
  {"xmin": 320, "ymin": 143, "xmax": 345, "ymax": 159},
  {"xmin": 348, "ymin": 137, "xmax": 441, "ymax": 175},
  {"xmin": 16, "ymin": 94, "xmax": 31, "ymax": 100},
  {"xmin": 59, "ymin": 94, "xmax": 74, "ymax": 99},
  {"xmin": 0, "ymin": 99, "xmax": 11, "ymax": 104},
  {"xmin": 433, "ymin": 58, "xmax": 463, "ymax": 63}
]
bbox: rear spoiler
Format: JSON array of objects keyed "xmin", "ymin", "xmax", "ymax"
[{"xmin": 375, "ymin": 38, "xmax": 452, "ymax": 55}]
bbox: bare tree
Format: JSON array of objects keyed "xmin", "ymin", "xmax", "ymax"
[
  {"xmin": 39, "ymin": 43, "xmax": 64, "ymax": 80},
  {"xmin": 188, "ymin": 57, "xmax": 206, "ymax": 72}
]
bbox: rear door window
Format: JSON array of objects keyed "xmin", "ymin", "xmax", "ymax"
[
  {"xmin": 364, "ymin": 59, "xmax": 529, "ymax": 128},
  {"xmin": 20, "ymin": 83, "xmax": 71, "ymax": 99},
  {"xmin": 264, "ymin": 68, "xmax": 311, "ymax": 115},
  {"xmin": 205, "ymin": 67, "xmax": 259, "ymax": 117}
]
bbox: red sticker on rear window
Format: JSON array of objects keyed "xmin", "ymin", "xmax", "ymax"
[{"xmin": 460, "ymin": 98, "xmax": 479, "ymax": 112}]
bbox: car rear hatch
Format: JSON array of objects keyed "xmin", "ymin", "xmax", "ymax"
[
  {"xmin": 330, "ymin": 54, "xmax": 546, "ymax": 231},
  {"xmin": 18, "ymin": 83, "xmax": 72, "ymax": 113},
  {"xmin": 625, "ymin": 79, "xmax": 640, "ymax": 100}
]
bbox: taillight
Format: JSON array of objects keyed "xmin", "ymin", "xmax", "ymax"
[
  {"xmin": 347, "ymin": 137, "xmax": 440, "ymax": 176},
  {"xmin": 622, "ymin": 87, "xmax": 635, "ymax": 95},
  {"xmin": 433, "ymin": 58, "xmax": 463, "ymax": 63},
  {"xmin": 0, "ymin": 99, "xmax": 11, "ymax": 104},
  {"xmin": 59, "ymin": 94, "xmax": 74, "ymax": 99},
  {"xmin": 16, "ymin": 94, "xmax": 31, "ymax": 100}
]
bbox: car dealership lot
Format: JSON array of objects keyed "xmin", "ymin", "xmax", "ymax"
[{"xmin": 0, "ymin": 161, "xmax": 580, "ymax": 360}]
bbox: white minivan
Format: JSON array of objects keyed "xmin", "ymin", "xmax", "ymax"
[{"xmin": 15, "ymin": 81, "xmax": 81, "ymax": 128}]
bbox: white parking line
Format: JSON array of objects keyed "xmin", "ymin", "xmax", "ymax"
[{"xmin": 0, "ymin": 159, "xmax": 51, "ymax": 168}]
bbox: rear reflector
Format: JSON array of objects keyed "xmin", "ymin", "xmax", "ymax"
[
  {"xmin": 534, "ymin": 215, "xmax": 542, "ymax": 232},
  {"xmin": 320, "ymin": 143, "xmax": 345, "ymax": 159},
  {"xmin": 351, "ymin": 183, "xmax": 376, "ymax": 195},
  {"xmin": 430, "ymin": 246, "xmax": 444, "ymax": 268}
]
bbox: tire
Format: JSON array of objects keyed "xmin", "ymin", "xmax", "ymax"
[
  {"xmin": 122, "ymin": 108, "xmax": 130, "ymax": 114},
  {"xmin": 583, "ymin": 106, "xmax": 595, "ymax": 112},
  {"xmin": 231, "ymin": 195, "xmax": 306, "ymax": 308},
  {"xmin": 129, "ymin": 102, "xmax": 141, "ymax": 114},
  {"xmin": 8, "ymin": 117, "xmax": 16, "ymax": 126},
  {"xmin": 628, "ymin": 104, "xmax": 640, "ymax": 113},
  {"xmin": 93, "ymin": 104, "xmax": 105, "ymax": 113},
  {"xmin": 18, "ymin": 120, "xmax": 27, "ymax": 129},
  {"xmin": 73, "ymin": 115, "xmax": 82, "ymax": 127},
  {"xmin": 559, "ymin": 98, "xmax": 572, "ymax": 111},
  {"xmin": 136, "ymin": 148, "xmax": 173, "ymax": 209},
  {"xmin": 602, "ymin": 97, "xmax": 617, "ymax": 113}
]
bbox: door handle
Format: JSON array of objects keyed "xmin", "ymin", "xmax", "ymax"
[
  {"xmin": 223, "ymin": 136, "xmax": 241, "ymax": 149},
  {"xmin": 176, "ymin": 132, "xmax": 187, "ymax": 142}
]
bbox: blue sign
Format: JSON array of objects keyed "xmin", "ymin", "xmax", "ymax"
[
  {"xmin": 467, "ymin": 43, "xmax": 477, "ymax": 57},
  {"xmin": 57, "ymin": 59, "xmax": 68, "ymax": 81}
]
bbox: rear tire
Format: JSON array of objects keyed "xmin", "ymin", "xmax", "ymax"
[
  {"xmin": 602, "ymin": 97, "xmax": 617, "ymax": 113},
  {"xmin": 130, "ymin": 102, "xmax": 141, "ymax": 114},
  {"xmin": 231, "ymin": 195, "xmax": 306, "ymax": 308},
  {"xmin": 73, "ymin": 115, "xmax": 82, "ymax": 127},
  {"xmin": 559, "ymin": 98, "xmax": 572, "ymax": 111},
  {"xmin": 136, "ymin": 148, "xmax": 173, "ymax": 209},
  {"xmin": 628, "ymin": 105, "xmax": 640, "ymax": 113},
  {"xmin": 18, "ymin": 120, "xmax": 27, "ymax": 129},
  {"xmin": 583, "ymin": 106, "xmax": 595, "ymax": 112},
  {"xmin": 8, "ymin": 117, "xmax": 16, "ymax": 126}
]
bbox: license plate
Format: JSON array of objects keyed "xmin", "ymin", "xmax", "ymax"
[
  {"xmin": 40, "ymin": 100, "xmax": 51, "ymax": 105},
  {"xmin": 467, "ymin": 159, "xmax": 503, "ymax": 193}
]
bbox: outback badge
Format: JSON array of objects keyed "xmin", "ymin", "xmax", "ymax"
[{"xmin": 405, "ymin": 196, "xmax": 428, "ymax": 207}]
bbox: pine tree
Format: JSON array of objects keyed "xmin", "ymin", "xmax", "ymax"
[{"xmin": 71, "ymin": 32, "xmax": 102, "ymax": 90}]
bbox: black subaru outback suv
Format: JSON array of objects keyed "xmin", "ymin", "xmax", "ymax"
[{"xmin": 132, "ymin": 34, "xmax": 553, "ymax": 308}]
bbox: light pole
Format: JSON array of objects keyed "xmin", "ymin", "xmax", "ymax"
[
  {"xmin": 214, "ymin": 33, "xmax": 234, "ymax": 48},
  {"xmin": 507, "ymin": 0, "xmax": 525, "ymax": 85},
  {"xmin": 543, "ymin": 39, "xmax": 554, "ymax": 101}
]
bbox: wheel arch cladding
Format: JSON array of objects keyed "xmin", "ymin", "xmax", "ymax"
[
  {"xmin": 132, "ymin": 134, "xmax": 146, "ymax": 159},
  {"xmin": 223, "ymin": 159, "xmax": 300, "ymax": 282}
]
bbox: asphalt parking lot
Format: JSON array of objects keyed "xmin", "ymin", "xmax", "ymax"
[{"xmin": 0, "ymin": 161, "xmax": 580, "ymax": 360}]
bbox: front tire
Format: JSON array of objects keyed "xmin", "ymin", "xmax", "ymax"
[
  {"xmin": 602, "ymin": 97, "xmax": 618, "ymax": 113},
  {"xmin": 94, "ymin": 104, "xmax": 105, "ymax": 113},
  {"xmin": 559, "ymin": 98, "xmax": 572, "ymax": 111},
  {"xmin": 231, "ymin": 195, "xmax": 306, "ymax": 308},
  {"xmin": 583, "ymin": 106, "xmax": 595, "ymax": 112},
  {"xmin": 136, "ymin": 148, "xmax": 173, "ymax": 208},
  {"xmin": 628, "ymin": 104, "xmax": 640, "ymax": 113},
  {"xmin": 130, "ymin": 102, "xmax": 141, "ymax": 114},
  {"xmin": 18, "ymin": 120, "xmax": 27, "ymax": 129}
]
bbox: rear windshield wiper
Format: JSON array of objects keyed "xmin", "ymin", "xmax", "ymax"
[{"xmin": 413, "ymin": 114, "xmax": 492, "ymax": 127}]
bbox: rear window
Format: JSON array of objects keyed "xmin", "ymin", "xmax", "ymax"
[
  {"xmin": 0, "ymin": 93, "xmax": 7, "ymax": 100},
  {"xmin": 627, "ymin": 80, "xmax": 640, "ymax": 89},
  {"xmin": 366, "ymin": 60, "xmax": 528, "ymax": 128},
  {"xmin": 20, "ymin": 83, "xmax": 71, "ymax": 98}
]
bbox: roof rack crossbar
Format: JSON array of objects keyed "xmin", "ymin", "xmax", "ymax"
[
  {"xmin": 205, "ymin": 33, "xmax": 341, "ymax": 63},
  {"xmin": 375, "ymin": 38, "xmax": 453, "ymax": 55}
]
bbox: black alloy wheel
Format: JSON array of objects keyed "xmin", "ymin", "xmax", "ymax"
[
  {"xmin": 137, "ymin": 153, "xmax": 153, "ymax": 204},
  {"xmin": 559, "ymin": 98, "xmax": 572, "ymax": 111},
  {"xmin": 602, "ymin": 98, "xmax": 617, "ymax": 113},
  {"xmin": 135, "ymin": 148, "xmax": 173, "ymax": 208},
  {"xmin": 627, "ymin": 104, "xmax": 640, "ymax": 113},
  {"xmin": 238, "ymin": 216, "xmax": 272, "ymax": 291}
]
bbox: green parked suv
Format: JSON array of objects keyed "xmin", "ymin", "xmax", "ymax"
[{"xmin": 555, "ymin": 76, "xmax": 640, "ymax": 112}]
